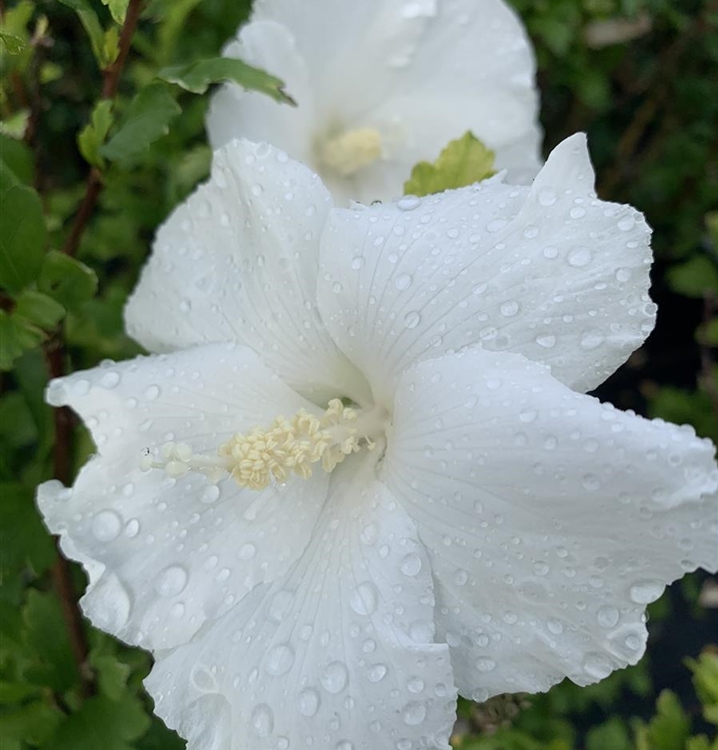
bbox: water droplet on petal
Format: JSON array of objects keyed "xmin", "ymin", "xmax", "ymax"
[
  {"xmin": 629, "ymin": 580, "xmax": 664, "ymax": 604},
  {"xmin": 155, "ymin": 565, "xmax": 188, "ymax": 597},
  {"xmin": 350, "ymin": 581, "xmax": 378, "ymax": 615},
  {"xmin": 297, "ymin": 687, "xmax": 320, "ymax": 717},
  {"xmin": 402, "ymin": 701, "xmax": 427, "ymax": 726},
  {"xmin": 321, "ymin": 661, "xmax": 348, "ymax": 693},
  {"xmin": 265, "ymin": 643, "xmax": 295, "ymax": 676},
  {"xmin": 400, "ymin": 553, "xmax": 422, "ymax": 577},
  {"xmin": 92, "ymin": 510, "xmax": 122, "ymax": 542},
  {"xmin": 250, "ymin": 703, "xmax": 274, "ymax": 738}
]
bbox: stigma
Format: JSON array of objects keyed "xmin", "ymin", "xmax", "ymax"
[
  {"xmin": 141, "ymin": 399, "xmax": 387, "ymax": 490},
  {"xmin": 317, "ymin": 127, "xmax": 383, "ymax": 177}
]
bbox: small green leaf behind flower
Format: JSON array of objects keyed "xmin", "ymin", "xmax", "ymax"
[
  {"xmin": 101, "ymin": 83, "xmax": 181, "ymax": 164},
  {"xmin": 404, "ymin": 131, "xmax": 496, "ymax": 197},
  {"xmin": 159, "ymin": 56, "xmax": 296, "ymax": 104}
]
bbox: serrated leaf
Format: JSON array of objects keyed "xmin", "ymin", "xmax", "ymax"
[
  {"xmin": 0, "ymin": 165, "xmax": 47, "ymax": 293},
  {"xmin": 404, "ymin": 131, "xmax": 496, "ymax": 197},
  {"xmin": 91, "ymin": 653, "xmax": 131, "ymax": 701},
  {"xmin": 56, "ymin": 0, "xmax": 106, "ymax": 66},
  {"xmin": 645, "ymin": 690, "xmax": 691, "ymax": 750},
  {"xmin": 0, "ymin": 30, "xmax": 25, "ymax": 54},
  {"xmin": 101, "ymin": 83, "xmax": 181, "ymax": 163},
  {"xmin": 0, "ymin": 482, "xmax": 54, "ymax": 577},
  {"xmin": 159, "ymin": 56, "xmax": 295, "ymax": 103},
  {"xmin": 38, "ymin": 250, "xmax": 98, "ymax": 312},
  {"xmin": 45, "ymin": 694, "xmax": 151, "ymax": 750},
  {"xmin": 0, "ymin": 310, "xmax": 45, "ymax": 370},
  {"xmin": 78, "ymin": 100, "xmax": 114, "ymax": 168},
  {"xmin": 0, "ymin": 699, "xmax": 64, "ymax": 746},
  {"xmin": 101, "ymin": 0, "xmax": 129, "ymax": 25},
  {"xmin": 22, "ymin": 589, "xmax": 80, "ymax": 693},
  {"xmin": 15, "ymin": 289, "xmax": 66, "ymax": 329},
  {"xmin": 688, "ymin": 651, "xmax": 718, "ymax": 725},
  {"xmin": 586, "ymin": 717, "xmax": 632, "ymax": 750}
]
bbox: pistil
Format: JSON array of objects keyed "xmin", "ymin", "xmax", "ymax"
[
  {"xmin": 142, "ymin": 399, "xmax": 388, "ymax": 490},
  {"xmin": 317, "ymin": 128, "xmax": 383, "ymax": 177}
]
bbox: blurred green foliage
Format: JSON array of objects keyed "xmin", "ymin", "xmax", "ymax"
[{"xmin": 0, "ymin": 0, "xmax": 717, "ymax": 748}]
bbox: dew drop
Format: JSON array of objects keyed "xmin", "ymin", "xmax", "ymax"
[
  {"xmin": 100, "ymin": 371, "xmax": 120, "ymax": 389},
  {"xmin": 250, "ymin": 703, "xmax": 274, "ymax": 738},
  {"xmin": 350, "ymin": 581, "xmax": 378, "ymax": 615},
  {"xmin": 567, "ymin": 248, "xmax": 592, "ymax": 267},
  {"xmin": 321, "ymin": 661, "xmax": 348, "ymax": 693},
  {"xmin": 402, "ymin": 701, "xmax": 427, "ymax": 726},
  {"xmin": 91, "ymin": 510, "xmax": 122, "ymax": 542},
  {"xmin": 476, "ymin": 657, "xmax": 496, "ymax": 673},
  {"xmin": 398, "ymin": 196, "xmax": 421, "ymax": 211},
  {"xmin": 500, "ymin": 300, "xmax": 520, "ymax": 317},
  {"xmin": 400, "ymin": 553, "xmax": 422, "ymax": 577},
  {"xmin": 395, "ymin": 273, "xmax": 413, "ymax": 290},
  {"xmin": 265, "ymin": 643, "xmax": 295, "ymax": 676},
  {"xmin": 368, "ymin": 664, "xmax": 387, "ymax": 682},
  {"xmin": 597, "ymin": 605, "xmax": 619, "ymax": 629},
  {"xmin": 144, "ymin": 384, "xmax": 160, "ymax": 401},
  {"xmin": 155, "ymin": 565, "xmax": 188, "ymax": 597},
  {"xmin": 297, "ymin": 687, "xmax": 320, "ymax": 717},
  {"xmin": 629, "ymin": 580, "xmax": 664, "ymax": 604},
  {"xmin": 404, "ymin": 311, "xmax": 422, "ymax": 329}
]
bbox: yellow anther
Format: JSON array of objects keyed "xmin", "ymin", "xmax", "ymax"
[
  {"xmin": 318, "ymin": 128, "xmax": 383, "ymax": 177},
  {"xmin": 143, "ymin": 399, "xmax": 386, "ymax": 490}
]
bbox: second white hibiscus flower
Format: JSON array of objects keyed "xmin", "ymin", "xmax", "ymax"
[{"xmin": 38, "ymin": 136, "xmax": 718, "ymax": 750}]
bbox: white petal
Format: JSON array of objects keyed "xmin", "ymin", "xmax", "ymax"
[
  {"xmin": 207, "ymin": 22, "xmax": 315, "ymax": 163},
  {"xmin": 125, "ymin": 139, "xmax": 370, "ymax": 405},
  {"xmin": 318, "ymin": 135, "xmax": 654, "ymax": 406},
  {"xmin": 37, "ymin": 343, "xmax": 329, "ymax": 650},
  {"xmin": 382, "ymin": 348, "xmax": 718, "ymax": 698},
  {"xmin": 250, "ymin": 0, "xmax": 437, "ymax": 117},
  {"xmin": 366, "ymin": 0, "xmax": 542, "ymax": 187},
  {"xmin": 146, "ymin": 458, "xmax": 457, "ymax": 750}
]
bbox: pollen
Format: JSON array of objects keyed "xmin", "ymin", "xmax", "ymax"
[
  {"xmin": 318, "ymin": 127, "xmax": 383, "ymax": 177},
  {"xmin": 142, "ymin": 399, "xmax": 385, "ymax": 490}
]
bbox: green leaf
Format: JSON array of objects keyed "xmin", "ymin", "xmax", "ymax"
[
  {"xmin": 668, "ymin": 255, "xmax": 718, "ymax": 298},
  {"xmin": 38, "ymin": 250, "xmax": 98, "ymax": 312},
  {"xmin": 78, "ymin": 100, "xmax": 115, "ymax": 168},
  {"xmin": 0, "ymin": 30, "xmax": 25, "ymax": 55},
  {"xmin": 134, "ymin": 717, "xmax": 186, "ymax": 750},
  {"xmin": 586, "ymin": 718, "xmax": 632, "ymax": 750},
  {"xmin": 404, "ymin": 131, "xmax": 496, "ymax": 197},
  {"xmin": 22, "ymin": 589, "xmax": 80, "ymax": 693},
  {"xmin": 91, "ymin": 653, "xmax": 131, "ymax": 701},
  {"xmin": 687, "ymin": 651, "xmax": 718, "ymax": 725},
  {"xmin": 56, "ymin": 0, "xmax": 106, "ymax": 66},
  {"xmin": 0, "ymin": 310, "xmax": 45, "ymax": 370},
  {"xmin": 101, "ymin": 83, "xmax": 181, "ymax": 163},
  {"xmin": 0, "ymin": 164, "xmax": 47, "ymax": 294},
  {"xmin": 159, "ymin": 56, "xmax": 295, "ymax": 103},
  {"xmin": 644, "ymin": 690, "xmax": 691, "ymax": 750},
  {"xmin": 0, "ymin": 700, "xmax": 64, "ymax": 746},
  {"xmin": 0, "ymin": 134, "xmax": 34, "ymax": 184},
  {"xmin": 101, "ymin": 0, "xmax": 130, "ymax": 25},
  {"xmin": 45, "ymin": 694, "xmax": 151, "ymax": 750},
  {"xmin": 0, "ymin": 482, "xmax": 55, "ymax": 577},
  {"xmin": 14, "ymin": 289, "xmax": 66, "ymax": 329}
]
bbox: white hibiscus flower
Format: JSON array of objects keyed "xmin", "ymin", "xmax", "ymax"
[
  {"xmin": 38, "ymin": 136, "xmax": 718, "ymax": 750},
  {"xmin": 207, "ymin": 0, "xmax": 542, "ymax": 205}
]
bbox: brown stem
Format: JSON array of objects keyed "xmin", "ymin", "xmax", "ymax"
[
  {"xmin": 61, "ymin": 0, "xmax": 144, "ymax": 257},
  {"xmin": 45, "ymin": 340, "xmax": 94, "ymax": 698},
  {"xmin": 598, "ymin": 5, "xmax": 714, "ymax": 197}
]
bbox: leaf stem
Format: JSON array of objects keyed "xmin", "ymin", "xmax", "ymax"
[
  {"xmin": 45, "ymin": 339, "xmax": 95, "ymax": 698},
  {"xmin": 61, "ymin": 0, "xmax": 144, "ymax": 257}
]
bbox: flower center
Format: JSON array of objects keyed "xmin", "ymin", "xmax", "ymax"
[
  {"xmin": 317, "ymin": 127, "xmax": 383, "ymax": 177},
  {"xmin": 141, "ymin": 399, "xmax": 388, "ymax": 490}
]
